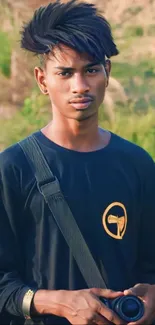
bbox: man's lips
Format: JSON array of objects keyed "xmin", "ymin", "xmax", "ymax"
[
  {"xmin": 69, "ymin": 97, "xmax": 93, "ymax": 104},
  {"xmin": 69, "ymin": 97, "xmax": 93, "ymax": 110}
]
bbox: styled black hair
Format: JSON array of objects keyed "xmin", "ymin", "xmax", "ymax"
[{"xmin": 21, "ymin": 0, "xmax": 119, "ymax": 62}]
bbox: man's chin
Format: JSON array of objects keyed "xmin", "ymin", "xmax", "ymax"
[{"xmin": 74, "ymin": 111, "xmax": 97, "ymax": 122}]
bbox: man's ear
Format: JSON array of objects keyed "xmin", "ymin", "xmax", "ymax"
[
  {"xmin": 34, "ymin": 67, "xmax": 49, "ymax": 95},
  {"xmin": 105, "ymin": 59, "xmax": 111, "ymax": 87}
]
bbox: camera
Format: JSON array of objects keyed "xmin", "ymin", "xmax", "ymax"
[{"xmin": 101, "ymin": 295, "xmax": 144, "ymax": 322}]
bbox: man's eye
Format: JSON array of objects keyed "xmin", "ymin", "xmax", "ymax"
[
  {"xmin": 58, "ymin": 71, "xmax": 72, "ymax": 76},
  {"xmin": 86, "ymin": 68, "xmax": 99, "ymax": 74}
]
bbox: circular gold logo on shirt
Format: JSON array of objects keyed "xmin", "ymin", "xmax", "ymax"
[{"xmin": 102, "ymin": 202, "xmax": 127, "ymax": 240}]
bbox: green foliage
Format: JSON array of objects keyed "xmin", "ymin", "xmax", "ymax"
[
  {"xmin": 21, "ymin": 94, "xmax": 49, "ymax": 127},
  {"xmin": 0, "ymin": 92, "xmax": 50, "ymax": 149},
  {"xmin": 100, "ymin": 108, "xmax": 155, "ymax": 160},
  {"xmin": 0, "ymin": 5, "xmax": 155, "ymax": 162},
  {"xmin": 125, "ymin": 6, "xmax": 143, "ymax": 16},
  {"xmin": 111, "ymin": 61, "xmax": 155, "ymax": 80},
  {"xmin": 124, "ymin": 26, "xmax": 144, "ymax": 38},
  {"xmin": 0, "ymin": 31, "xmax": 11, "ymax": 77},
  {"xmin": 111, "ymin": 60, "xmax": 155, "ymax": 113},
  {"xmin": 1, "ymin": 100, "xmax": 155, "ymax": 161}
]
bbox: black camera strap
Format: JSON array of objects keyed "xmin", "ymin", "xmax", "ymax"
[{"xmin": 19, "ymin": 134, "xmax": 108, "ymax": 289}]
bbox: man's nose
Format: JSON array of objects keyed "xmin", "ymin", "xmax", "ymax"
[{"xmin": 71, "ymin": 74, "xmax": 90, "ymax": 93}]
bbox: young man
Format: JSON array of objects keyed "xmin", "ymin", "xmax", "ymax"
[{"xmin": 0, "ymin": 0, "xmax": 155, "ymax": 324}]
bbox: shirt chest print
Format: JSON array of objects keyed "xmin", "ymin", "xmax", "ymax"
[{"xmin": 102, "ymin": 202, "xmax": 127, "ymax": 240}]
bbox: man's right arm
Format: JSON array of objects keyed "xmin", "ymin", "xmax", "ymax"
[
  {"xmin": 0, "ymin": 195, "xmax": 33, "ymax": 318},
  {"xmin": 0, "ymin": 150, "xmax": 37, "ymax": 320},
  {"xmin": 32, "ymin": 288, "xmax": 124, "ymax": 325}
]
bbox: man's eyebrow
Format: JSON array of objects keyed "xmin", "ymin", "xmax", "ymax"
[
  {"xmin": 54, "ymin": 62, "xmax": 101, "ymax": 70},
  {"xmin": 85, "ymin": 62, "xmax": 101, "ymax": 68}
]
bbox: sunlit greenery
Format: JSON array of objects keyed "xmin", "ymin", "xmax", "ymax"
[
  {"xmin": 0, "ymin": 4, "xmax": 155, "ymax": 161},
  {"xmin": 0, "ymin": 31, "xmax": 11, "ymax": 77}
]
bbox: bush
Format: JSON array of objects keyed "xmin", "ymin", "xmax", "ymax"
[
  {"xmin": 0, "ymin": 91, "xmax": 50, "ymax": 149},
  {"xmin": 125, "ymin": 26, "xmax": 144, "ymax": 38},
  {"xmin": 1, "ymin": 101, "xmax": 155, "ymax": 161},
  {"xmin": 0, "ymin": 31, "xmax": 11, "ymax": 77}
]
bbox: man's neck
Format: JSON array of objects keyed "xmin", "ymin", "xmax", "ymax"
[{"xmin": 41, "ymin": 117, "xmax": 111, "ymax": 152}]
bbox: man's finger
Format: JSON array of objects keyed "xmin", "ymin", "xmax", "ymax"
[
  {"xmin": 90, "ymin": 288, "xmax": 123, "ymax": 299},
  {"xmin": 128, "ymin": 307, "xmax": 154, "ymax": 325},
  {"xmin": 98, "ymin": 301, "xmax": 125, "ymax": 325},
  {"xmin": 91, "ymin": 313, "xmax": 112, "ymax": 325},
  {"xmin": 124, "ymin": 284, "xmax": 148, "ymax": 297}
]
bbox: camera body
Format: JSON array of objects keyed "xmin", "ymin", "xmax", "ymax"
[{"xmin": 101, "ymin": 295, "xmax": 144, "ymax": 323}]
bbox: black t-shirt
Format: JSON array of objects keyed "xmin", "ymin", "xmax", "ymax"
[{"xmin": 0, "ymin": 130, "xmax": 155, "ymax": 324}]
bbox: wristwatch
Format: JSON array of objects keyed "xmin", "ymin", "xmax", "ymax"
[{"xmin": 22, "ymin": 289, "xmax": 36, "ymax": 319}]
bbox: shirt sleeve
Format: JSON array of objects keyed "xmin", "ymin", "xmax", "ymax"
[
  {"xmin": 0, "ymin": 157, "xmax": 33, "ymax": 317},
  {"xmin": 137, "ymin": 152, "xmax": 155, "ymax": 284}
]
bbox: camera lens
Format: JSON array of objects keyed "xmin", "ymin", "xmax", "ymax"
[
  {"xmin": 121, "ymin": 297, "xmax": 140, "ymax": 318},
  {"xmin": 112, "ymin": 295, "xmax": 144, "ymax": 322}
]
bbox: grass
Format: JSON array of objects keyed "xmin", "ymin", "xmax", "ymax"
[
  {"xmin": 0, "ymin": 92, "xmax": 50, "ymax": 150},
  {"xmin": 1, "ymin": 98, "xmax": 155, "ymax": 161},
  {"xmin": 124, "ymin": 26, "xmax": 144, "ymax": 38},
  {"xmin": 0, "ymin": 31, "xmax": 11, "ymax": 77},
  {"xmin": 111, "ymin": 60, "xmax": 155, "ymax": 113},
  {"xmin": 105, "ymin": 111, "xmax": 155, "ymax": 160}
]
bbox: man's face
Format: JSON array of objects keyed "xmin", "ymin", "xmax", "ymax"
[{"xmin": 35, "ymin": 45, "xmax": 110, "ymax": 122}]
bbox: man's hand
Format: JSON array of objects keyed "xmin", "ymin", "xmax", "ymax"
[
  {"xmin": 55, "ymin": 288, "xmax": 124, "ymax": 324},
  {"xmin": 33, "ymin": 288, "xmax": 124, "ymax": 324},
  {"xmin": 124, "ymin": 283, "xmax": 155, "ymax": 325}
]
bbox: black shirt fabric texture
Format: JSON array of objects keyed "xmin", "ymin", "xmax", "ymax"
[{"xmin": 0, "ymin": 130, "xmax": 155, "ymax": 324}]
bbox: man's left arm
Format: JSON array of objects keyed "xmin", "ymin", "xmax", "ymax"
[{"xmin": 125, "ymin": 151, "xmax": 155, "ymax": 324}]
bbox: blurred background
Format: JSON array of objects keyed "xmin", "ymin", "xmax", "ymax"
[{"xmin": 0, "ymin": 0, "xmax": 155, "ymax": 159}]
